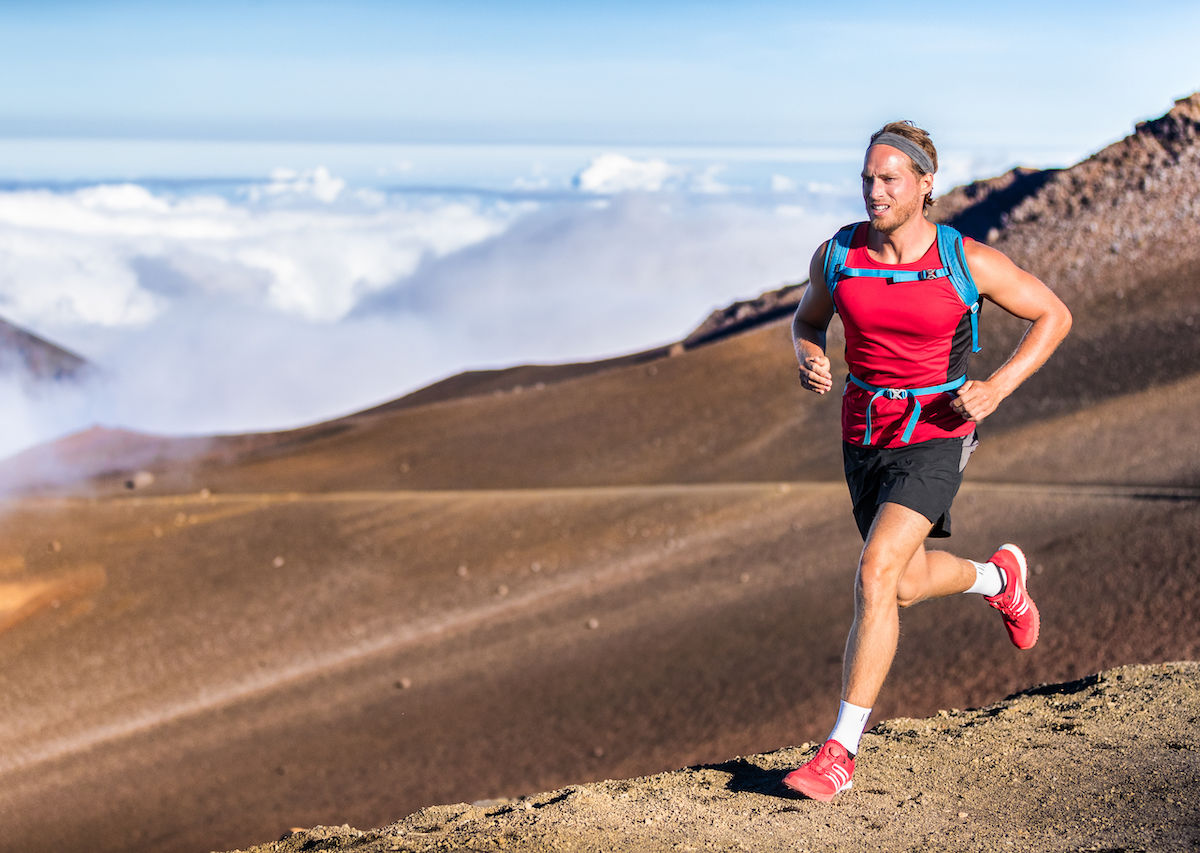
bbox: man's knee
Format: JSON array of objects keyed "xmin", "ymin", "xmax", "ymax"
[
  {"xmin": 861, "ymin": 547, "xmax": 925, "ymax": 609},
  {"xmin": 856, "ymin": 554, "xmax": 903, "ymax": 608},
  {"xmin": 858, "ymin": 502, "xmax": 934, "ymax": 609}
]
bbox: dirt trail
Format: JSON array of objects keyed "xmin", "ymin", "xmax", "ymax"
[
  {"xmin": 11, "ymin": 479, "xmax": 1199, "ymax": 509},
  {"xmin": 236, "ymin": 662, "xmax": 1200, "ymax": 853}
]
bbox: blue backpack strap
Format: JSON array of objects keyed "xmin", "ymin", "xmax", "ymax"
[
  {"xmin": 848, "ymin": 373, "xmax": 968, "ymax": 445},
  {"xmin": 935, "ymin": 223, "xmax": 982, "ymax": 353},
  {"xmin": 823, "ymin": 223, "xmax": 860, "ymax": 298},
  {"xmin": 835, "ymin": 266, "xmax": 947, "ymax": 282},
  {"xmin": 830, "ymin": 221, "xmax": 954, "ymax": 285}
]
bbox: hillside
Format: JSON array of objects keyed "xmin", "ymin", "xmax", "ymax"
[
  {"xmin": 950, "ymin": 92, "xmax": 1200, "ymax": 414},
  {"xmin": 237, "ymin": 662, "xmax": 1200, "ymax": 853},
  {"xmin": 7, "ymin": 97, "xmax": 1200, "ymax": 498},
  {"xmin": 0, "ymin": 96, "xmax": 1197, "ymax": 853}
]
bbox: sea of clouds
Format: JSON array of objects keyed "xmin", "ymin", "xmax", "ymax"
[{"xmin": 0, "ymin": 139, "xmax": 1043, "ymax": 458}]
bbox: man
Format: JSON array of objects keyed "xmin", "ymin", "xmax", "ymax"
[{"xmin": 783, "ymin": 121, "xmax": 1072, "ymax": 802}]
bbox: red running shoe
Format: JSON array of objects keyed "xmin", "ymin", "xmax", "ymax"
[
  {"xmin": 782, "ymin": 739, "xmax": 855, "ymax": 802},
  {"xmin": 984, "ymin": 544, "xmax": 1040, "ymax": 650}
]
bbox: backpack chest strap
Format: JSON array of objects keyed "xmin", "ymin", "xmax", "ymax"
[{"xmin": 832, "ymin": 265, "xmax": 950, "ymax": 283}]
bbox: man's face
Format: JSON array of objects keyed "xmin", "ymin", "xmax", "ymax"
[{"xmin": 861, "ymin": 144, "xmax": 932, "ymax": 234}]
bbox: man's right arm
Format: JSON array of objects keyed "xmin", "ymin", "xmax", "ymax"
[{"xmin": 793, "ymin": 241, "xmax": 836, "ymax": 395}]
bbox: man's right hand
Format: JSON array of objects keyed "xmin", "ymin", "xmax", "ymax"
[{"xmin": 798, "ymin": 354, "xmax": 833, "ymax": 395}]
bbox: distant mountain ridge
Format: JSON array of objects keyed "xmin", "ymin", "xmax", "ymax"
[
  {"xmin": 931, "ymin": 166, "xmax": 1058, "ymax": 242},
  {"xmin": 0, "ymin": 316, "xmax": 89, "ymax": 384},
  {"xmin": 975, "ymin": 92, "xmax": 1200, "ymax": 294}
]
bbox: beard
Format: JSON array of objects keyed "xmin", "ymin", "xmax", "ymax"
[{"xmin": 867, "ymin": 193, "xmax": 925, "ymax": 234}]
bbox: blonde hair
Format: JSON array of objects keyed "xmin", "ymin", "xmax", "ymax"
[{"xmin": 870, "ymin": 120, "xmax": 938, "ymax": 209}]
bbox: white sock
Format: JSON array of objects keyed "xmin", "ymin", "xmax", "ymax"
[
  {"xmin": 828, "ymin": 700, "xmax": 872, "ymax": 754},
  {"xmin": 964, "ymin": 559, "xmax": 1005, "ymax": 597}
]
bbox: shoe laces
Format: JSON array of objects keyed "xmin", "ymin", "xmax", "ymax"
[
  {"xmin": 812, "ymin": 741, "xmax": 849, "ymax": 772},
  {"xmin": 992, "ymin": 579, "xmax": 1029, "ymax": 620}
]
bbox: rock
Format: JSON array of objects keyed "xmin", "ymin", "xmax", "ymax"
[{"xmin": 124, "ymin": 471, "xmax": 155, "ymax": 490}]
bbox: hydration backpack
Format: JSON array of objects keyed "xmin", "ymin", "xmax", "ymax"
[
  {"xmin": 823, "ymin": 221, "xmax": 982, "ymax": 354},
  {"xmin": 821, "ymin": 222, "xmax": 983, "ymax": 445}
]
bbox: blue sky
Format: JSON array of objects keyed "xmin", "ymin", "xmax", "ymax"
[
  {"xmin": 1, "ymin": 1, "xmax": 1199, "ymax": 450},
  {"xmin": 4, "ymin": 0, "xmax": 1199, "ymax": 152}
]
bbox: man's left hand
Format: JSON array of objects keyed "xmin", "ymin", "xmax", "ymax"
[{"xmin": 952, "ymin": 379, "xmax": 1004, "ymax": 423}]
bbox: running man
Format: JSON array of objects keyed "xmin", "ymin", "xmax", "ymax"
[{"xmin": 783, "ymin": 121, "xmax": 1072, "ymax": 801}]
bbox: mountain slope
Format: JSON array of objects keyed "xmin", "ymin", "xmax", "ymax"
[
  {"xmin": 7, "ymin": 96, "xmax": 1200, "ymax": 498},
  {"xmin": 1, "ymin": 468, "xmax": 1196, "ymax": 853},
  {"xmin": 235, "ymin": 662, "xmax": 1200, "ymax": 853}
]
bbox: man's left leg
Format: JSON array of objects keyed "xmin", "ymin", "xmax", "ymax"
[{"xmin": 785, "ymin": 503, "xmax": 941, "ymax": 801}]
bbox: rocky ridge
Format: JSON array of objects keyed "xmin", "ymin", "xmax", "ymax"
[
  {"xmin": 234, "ymin": 662, "xmax": 1200, "ymax": 853},
  {"xmin": 978, "ymin": 92, "xmax": 1200, "ymax": 299}
]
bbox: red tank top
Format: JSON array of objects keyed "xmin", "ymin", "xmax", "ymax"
[{"xmin": 831, "ymin": 224, "xmax": 976, "ymax": 447}]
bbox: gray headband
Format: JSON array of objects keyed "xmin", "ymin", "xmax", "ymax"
[{"xmin": 870, "ymin": 132, "xmax": 935, "ymax": 175}]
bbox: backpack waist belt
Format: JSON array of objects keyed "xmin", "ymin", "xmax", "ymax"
[{"xmin": 847, "ymin": 373, "xmax": 967, "ymax": 445}]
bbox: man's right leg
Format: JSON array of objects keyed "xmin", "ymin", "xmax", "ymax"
[
  {"xmin": 841, "ymin": 502, "xmax": 940, "ymax": 708},
  {"xmin": 900, "ymin": 543, "xmax": 1040, "ymax": 649},
  {"xmin": 895, "ymin": 547, "xmax": 983, "ymax": 606}
]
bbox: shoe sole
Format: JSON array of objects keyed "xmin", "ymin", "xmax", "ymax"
[{"xmin": 782, "ymin": 775, "xmax": 853, "ymax": 802}]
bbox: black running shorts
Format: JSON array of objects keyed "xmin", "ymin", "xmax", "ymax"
[{"xmin": 842, "ymin": 432, "xmax": 979, "ymax": 540}]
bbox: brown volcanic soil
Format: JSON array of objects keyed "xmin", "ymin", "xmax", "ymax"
[
  {"xmin": 239, "ymin": 662, "xmax": 1200, "ymax": 853},
  {"xmin": 0, "ymin": 96, "xmax": 1198, "ymax": 853},
  {"xmin": 0, "ymin": 464, "xmax": 1197, "ymax": 852}
]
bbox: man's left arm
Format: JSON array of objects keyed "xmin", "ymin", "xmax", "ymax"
[{"xmin": 952, "ymin": 241, "xmax": 1073, "ymax": 424}]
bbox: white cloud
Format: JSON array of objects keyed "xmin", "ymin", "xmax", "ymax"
[
  {"xmin": 690, "ymin": 164, "xmax": 734, "ymax": 195},
  {"xmin": 0, "ymin": 178, "xmax": 519, "ymax": 331},
  {"xmin": 0, "ymin": 376, "xmax": 84, "ymax": 462},
  {"xmin": 805, "ymin": 180, "xmax": 846, "ymax": 196},
  {"xmin": 0, "ymin": 227, "xmax": 163, "ymax": 327},
  {"xmin": 770, "ymin": 174, "xmax": 798, "ymax": 193},
  {"xmin": 355, "ymin": 193, "xmax": 844, "ymax": 362},
  {"xmin": 572, "ymin": 153, "xmax": 683, "ymax": 194},
  {"xmin": 0, "ymin": 168, "xmax": 855, "ymax": 456},
  {"xmin": 246, "ymin": 166, "xmax": 346, "ymax": 204},
  {"xmin": 77, "ymin": 183, "xmax": 173, "ymax": 214}
]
